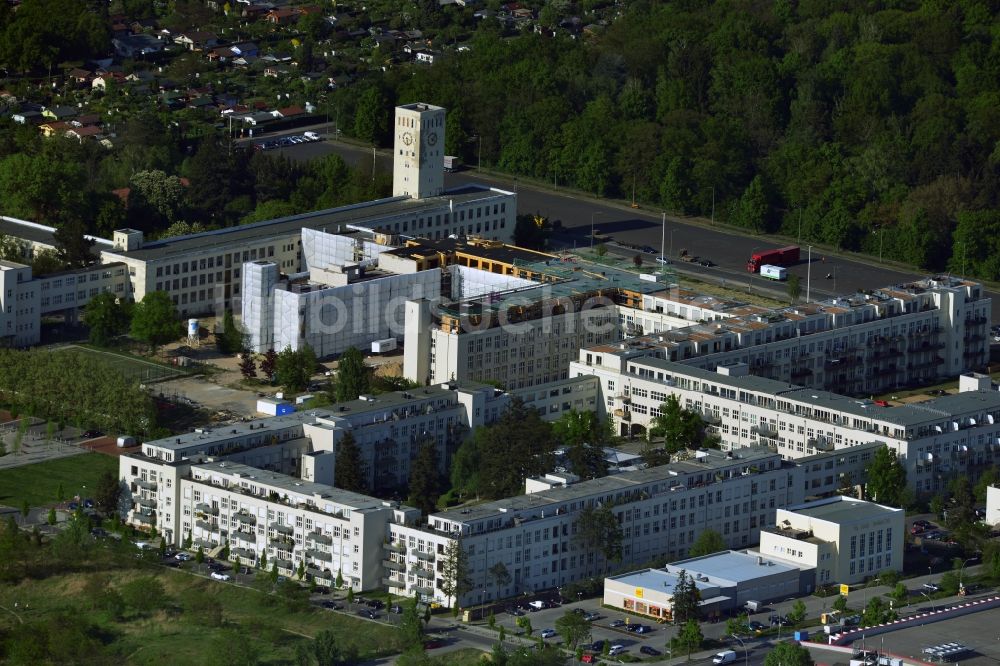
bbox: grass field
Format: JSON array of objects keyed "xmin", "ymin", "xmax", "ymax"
[
  {"xmin": 0, "ymin": 453, "xmax": 118, "ymax": 507},
  {"xmin": 51, "ymin": 344, "xmax": 187, "ymax": 383},
  {"xmin": 0, "ymin": 567, "xmax": 407, "ymax": 664}
]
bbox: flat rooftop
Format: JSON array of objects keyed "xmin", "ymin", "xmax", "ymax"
[
  {"xmin": 430, "ymin": 446, "xmax": 781, "ymax": 525},
  {"xmin": 103, "ymin": 186, "xmax": 511, "ymax": 262},
  {"xmin": 669, "ymin": 550, "xmax": 802, "ymax": 584},
  {"xmin": 608, "ymin": 568, "xmax": 717, "ymax": 595},
  {"xmin": 786, "ymin": 496, "xmax": 902, "ymax": 524},
  {"xmin": 192, "ymin": 460, "xmax": 390, "ymax": 511}
]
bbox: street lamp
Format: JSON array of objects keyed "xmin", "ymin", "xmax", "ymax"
[
  {"xmin": 959, "ymin": 558, "xmax": 976, "ymax": 592},
  {"xmin": 590, "ymin": 212, "xmax": 604, "ymax": 250},
  {"xmin": 669, "ymin": 229, "xmax": 676, "ymax": 260},
  {"xmin": 729, "ymin": 633, "xmax": 749, "ymax": 666},
  {"xmin": 806, "ymin": 245, "xmax": 813, "ymax": 303}
]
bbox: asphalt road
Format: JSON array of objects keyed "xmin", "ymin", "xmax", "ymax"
[{"xmin": 265, "ymin": 133, "xmax": 999, "ymax": 323}]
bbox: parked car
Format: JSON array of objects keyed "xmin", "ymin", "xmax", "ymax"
[
  {"xmin": 210, "ymin": 571, "xmax": 230, "ymax": 581},
  {"xmin": 321, "ymin": 601, "xmax": 343, "ymax": 610},
  {"xmin": 913, "ymin": 519, "xmax": 933, "ymax": 529},
  {"xmin": 923, "ymin": 582, "xmax": 941, "ymax": 592},
  {"xmin": 583, "ymin": 611, "xmax": 600, "ymax": 621},
  {"xmin": 424, "ymin": 639, "xmax": 444, "ymax": 649},
  {"xmin": 389, "ymin": 604, "xmax": 404, "ymax": 614},
  {"xmin": 608, "ymin": 645, "xmax": 627, "ymax": 656},
  {"xmin": 508, "ymin": 607, "xmax": 525, "ymax": 616},
  {"xmin": 366, "ymin": 599, "xmax": 385, "ymax": 609},
  {"xmin": 590, "ymin": 640, "xmax": 607, "ymax": 652},
  {"xmin": 641, "ymin": 646, "xmax": 663, "ymax": 656},
  {"xmin": 641, "ymin": 246, "xmax": 657, "ymax": 254},
  {"xmin": 748, "ymin": 621, "xmax": 766, "ymax": 633},
  {"xmin": 609, "ymin": 619, "xmax": 626, "ymax": 627},
  {"xmin": 540, "ymin": 629, "xmax": 556, "ymax": 639},
  {"xmin": 634, "ymin": 625, "xmax": 652, "ymax": 634},
  {"xmin": 655, "ymin": 256, "xmax": 671, "ymax": 265},
  {"xmin": 713, "ymin": 651, "xmax": 738, "ymax": 665},
  {"xmin": 90, "ymin": 528, "xmax": 108, "ymax": 538},
  {"xmin": 357, "ymin": 609, "xmax": 378, "ymax": 619},
  {"xmin": 303, "ymin": 131, "xmax": 320, "ymax": 141},
  {"xmin": 175, "ymin": 552, "xmax": 192, "ymax": 561},
  {"xmin": 82, "ymin": 430, "xmax": 103, "ymax": 438}
]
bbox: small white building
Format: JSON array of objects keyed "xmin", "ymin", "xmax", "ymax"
[
  {"xmin": 758, "ymin": 496, "xmax": 904, "ymax": 586},
  {"xmin": 986, "ymin": 485, "xmax": 1000, "ymax": 527},
  {"xmin": 604, "ymin": 550, "xmax": 805, "ymax": 621}
]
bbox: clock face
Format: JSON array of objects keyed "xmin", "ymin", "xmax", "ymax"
[
  {"xmin": 402, "ymin": 131, "xmax": 414, "ymax": 146},
  {"xmin": 426, "ymin": 131, "xmax": 438, "ymax": 147}
]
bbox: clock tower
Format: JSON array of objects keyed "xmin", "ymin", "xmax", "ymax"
[{"xmin": 392, "ymin": 103, "xmax": 446, "ymax": 200}]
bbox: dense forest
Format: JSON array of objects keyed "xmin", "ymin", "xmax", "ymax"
[{"xmin": 333, "ymin": 0, "xmax": 1000, "ymax": 279}]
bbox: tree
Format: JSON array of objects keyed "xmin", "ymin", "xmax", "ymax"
[
  {"xmin": 335, "ymin": 569, "xmax": 343, "ymax": 589},
  {"xmin": 763, "ymin": 642, "xmax": 813, "ymax": 666},
  {"xmin": 130, "ymin": 291, "xmax": 182, "ymax": 350},
  {"xmin": 312, "ymin": 629, "xmax": 340, "ymax": 666},
  {"xmin": 120, "ymin": 576, "xmax": 168, "ymax": 613},
  {"xmin": 787, "ymin": 274, "xmax": 801, "ymax": 303},
  {"xmin": 47, "ymin": 507, "xmax": 56, "ymax": 526},
  {"xmin": 860, "ymin": 596, "xmax": 896, "ymax": 627},
  {"xmin": 787, "ymin": 599, "xmax": 807, "ymax": 627},
  {"xmin": 333, "ymin": 346, "xmax": 370, "ymax": 402},
  {"xmin": 439, "ymin": 540, "xmax": 472, "ymax": 608},
  {"xmin": 864, "ymin": 447, "xmax": 907, "ymax": 507},
  {"xmin": 196, "ymin": 546, "xmax": 204, "ymax": 565},
  {"xmin": 732, "ymin": 175, "xmax": 768, "ymax": 232},
  {"xmin": 82, "ymin": 293, "xmax": 131, "ymax": 346},
  {"xmin": 672, "ymin": 619, "xmax": 703, "ymax": 658},
  {"xmin": 670, "ymin": 570, "xmax": 701, "ymax": 624},
  {"xmin": 633, "ymin": 253, "xmax": 643, "ymax": 267},
  {"xmin": 555, "ymin": 611, "xmax": 592, "ymax": 650},
  {"xmin": 296, "ymin": 559, "xmax": 305, "ymax": 580},
  {"xmin": 516, "ymin": 615, "xmax": 533, "ymax": 637},
  {"xmin": 217, "ymin": 310, "xmax": 245, "ymax": 354},
  {"xmin": 52, "ymin": 212, "xmax": 95, "ymax": 268},
  {"xmin": 888, "ymin": 582, "xmax": 909, "ymax": 607},
  {"xmin": 239, "ymin": 354, "xmax": 258, "ymax": 380},
  {"xmin": 94, "ymin": 469, "xmax": 121, "ymax": 514},
  {"xmin": 489, "ymin": 561, "xmax": 512, "ymax": 601},
  {"xmin": 353, "ymin": 85, "xmax": 390, "ymax": 146},
  {"xmin": 409, "ymin": 439, "xmax": 441, "ymax": 517},
  {"xmin": 399, "ymin": 599, "xmax": 425, "ymax": 650},
  {"xmin": 259, "ymin": 348, "xmax": 278, "ymax": 382},
  {"xmin": 275, "ymin": 345, "xmax": 317, "ymax": 392},
  {"xmin": 647, "ymin": 395, "xmax": 705, "ymax": 458},
  {"xmin": 689, "ymin": 529, "xmax": 726, "ymax": 557},
  {"xmin": 512, "ymin": 214, "xmax": 550, "ymax": 250},
  {"xmin": 334, "ymin": 432, "xmax": 366, "ymax": 493},
  {"xmin": 19, "ymin": 499, "xmax": 29, "ymax": 523},
  {"xmin": 575, "ymin": 503, "xmax": 622, "ymax": 569}
]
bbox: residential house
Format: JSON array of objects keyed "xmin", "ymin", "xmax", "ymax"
[
  {"xmin": 112, "ymin": 34, "xmax": 164, "ymax": 58},
  {"xmin": 12, "ymin": 110, "xmax": 43, "ymax": 125},
  {"xmin": 67, "ymin": 68, "xmax": 93, "ymax": 85},
  {"xmin": 266, "ymin": 7, "xmax": 298, "ymax": 24},
  {"xmin": 92, "ymin": 72, "xmax": 126, "ymax": 92},
  {"xmin": 413, "ymin": 50, "xmax": 441, "ymax": 65},
  {"xmin": 66, "ymin": 126, "xmax": 102, "ymax": 143},
  {"xmin": 39, "ymin": 121, "xmax": 71, "ymax": 137},
  {"xmin": 72, "ymin": 114, "xmax": 102, "ymax": 127},
  {"xmin": 42, "ymin": 106, "xmax": 77, "ymax": 121},
  {"xmin": 263, "ymin": 65, "xmax": 291, "ymax": 78},
  {"xmin": 174, "ymin": 31, "xmax": 218, "ymax": 51},
  {"xmin": 274, "ymin": 105, "xmax": 304, "ymax": 119}
]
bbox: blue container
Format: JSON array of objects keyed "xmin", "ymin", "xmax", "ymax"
[{"xmin": 794, "ymin": 631, "xmax": 809, "ymax": 641}]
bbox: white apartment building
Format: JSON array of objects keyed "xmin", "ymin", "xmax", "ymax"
[
  {"xmin": 511, "ymin": 375, "xmax": 601, "ymax": 421},
  {"xmin": 403, "ymin": 257, "xmax": 666, "ymax": 390},
  {"xmin": 570, "ymin": 351, "xmax": 1000, "ymax": 497},
  {"xmin": 181, "ymin": 461, "xmax": 419, "ymax": 591},
  {"xmin": 124, "ymin": 382, "xmax": 509, "ymax": 508},
  {"xmin": 604, "ymin": 276, "xmax": 990, "ymax": 398},
  {"xmin": 986, "ymin": 485, "xmax": 1000, "ymax": 527},
  {"xmin": 0, "ymin": 104, "xmax": 514, "ymax": 325},
  {"xmin": 0, "ymin": 259, "xmax": 131, "ymax": 346},
  {"xmin": 759, "ymin": 496, "xmax": 904, "ymax": 585},
  {"xmin": 387, "ymin": 446, "xmax": 805, "ymax": 607}
]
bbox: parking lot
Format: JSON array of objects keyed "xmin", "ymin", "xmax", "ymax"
[{"xmin": 856, "ymin": 605, "xmax": 1000, "ymax": 666}]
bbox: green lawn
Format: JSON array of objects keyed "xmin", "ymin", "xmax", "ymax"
[
  {"xmin": 0, "ymin": 453, "xmax": 118, "ymax": 507},
  {"xmin": 0, "ymin": 567, "xmax": 408, "ymax": 664},
  {"xmin": 52, "ymin": 344, "xmax": 187, "ymax": 383}
]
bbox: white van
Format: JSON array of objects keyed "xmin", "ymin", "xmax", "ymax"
[
  {"xmin": 117, "ymin": 435, "xmax": 136, "ymax": 448},
  {"xmin": 713, "ymin": 651, "xmax": 738, "ymax": 664},
  {"xmin": 608, "ymin": 645, "xmax": 627, "ymax": 656},
  {"xmin": 303, "ymin": 131, "xmax": 320, "ymax": 141}
]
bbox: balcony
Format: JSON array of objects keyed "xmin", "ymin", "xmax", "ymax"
[
  {"xmin": 195, "ymin": 519, "xmax": 217, "ymax": 532},
  {"xmin": 305, "ymin": 548, "xmax": 333, "ymax": 562},
  {"xmin": 307, "ymin": 532, "xmax": 332, "ymax": 546},
  {"xmin": 269, "ymin": 522, "xmax": 294, "ymax": 536},
  {"xmin": 413, "ymin": 567, "xmax": 435, "ymax": 580},
  {"xmin": 270, "ymin": 537, "xmax": 293, "ymax": 549},
  {"xmin": 383, "ymin": 577, "xmax": 404, "ymax": 588},
  {"xmin": 751, "ymin": 425, "xmax": 778, "ymax": 439},
  {"xmin": 135, "ymin": 496, "xmax": 156, "ymax": 509},
  {"xmin": 135, "ymin": 478, "xmax": 157, "ymax": 491},
  {"xmin": 276, "ymin": 558, "xmax": 294, "ymax": 571},
  {"xmin": 234, "ymin": 513, "xmax": 257, "ymax": 526},
  {"xmin": 133, "ymin": 512, "xmax": 155, "ymax": 525},
  {"xmin": 414, "ymin": 585, "xmax": 435, "ymax": 596},
  {"xmin": 232, "ymin": 530, "xmax": 257, "ymax": 544},
  {"xmin": 386, "ymin": 541, "xmax": 407, "ymax": 554},
  {"xmin": 808, "ymin": 436, "xmax": 834, "ymax": 451},
  {"xmin": 414, "ymin": 550, "xmax": 436, "ymax": 562},
  {"xmin": 231, "ymin": 547, "xmax": 256, "ymax": 560},
  {"xmin": 383, "ymin": 559, "xmax": 406, "ymax": 572},
  {"xmin": 195, "ymin": 503, "xmax": 218, "ymax": 515},
  {"xmin": 193, "ymin": 538, "xmax": 218, "ymax": 550}
]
